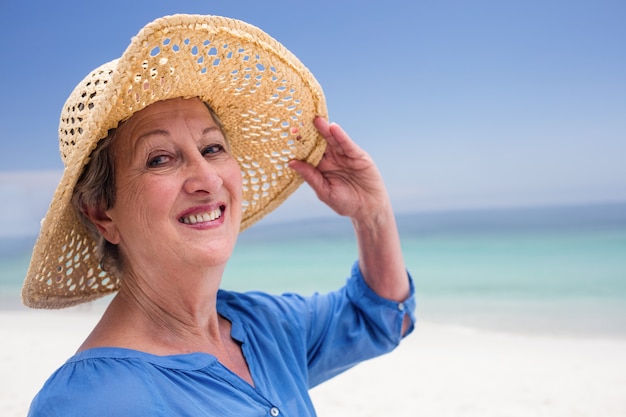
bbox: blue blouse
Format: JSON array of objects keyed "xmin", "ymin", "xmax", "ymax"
[{"xmin": 28, "ymin": 263, "xmax": 416, "ymax": 417}]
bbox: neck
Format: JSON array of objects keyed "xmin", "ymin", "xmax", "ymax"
[
  {"xmin": 81, "ymin": 263, "xmax": 228, "ymax": 355},
  {"xmin": 78, "ymin": 262, "xmax": 255, "ymax": 386}
]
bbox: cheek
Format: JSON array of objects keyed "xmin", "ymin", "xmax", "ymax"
[
  {"xmin": 115, "ymin": 178, "xmax": 143, "ymax": 210},
  {"xmin": 225, "ymin": 161, "xmax": 244, "ymax": 200},
  {"xmin": 114, "ymin": 176, "xmax": 174, "ymax": 223}
]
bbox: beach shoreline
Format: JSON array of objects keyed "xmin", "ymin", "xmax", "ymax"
[{"xmin": 2, "ymin": 309, "xmax": 625, "ymax": 416}]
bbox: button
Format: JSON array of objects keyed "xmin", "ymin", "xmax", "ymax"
[
  {"xmin": 397, "ymin": 302, "xmax": 405, "ymax": 311},
  {"xmin": 270, "ymin": 407, "xmax": 280, "ymax": 416}
]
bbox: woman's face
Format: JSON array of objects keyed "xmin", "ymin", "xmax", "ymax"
[{"xmin": 99, "ymin": 97, "xmax": 242, "ymax": 273}]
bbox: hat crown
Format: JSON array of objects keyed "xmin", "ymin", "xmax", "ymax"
[{"xmin": 58, "ymin": 62, "xmax": 117, "ymax": 165}]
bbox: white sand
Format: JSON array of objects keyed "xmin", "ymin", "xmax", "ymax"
[
  {"xmin": 2, "ymin": 309, "xmax": 626, "ymax": 417},
  {"xmin": 311, "ymin": 324, "xmax": 626, "ymax": 416}
]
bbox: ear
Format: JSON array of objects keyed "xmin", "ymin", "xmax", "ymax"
[{"xmin": 82, "ymin": 204, "xmax": 121, "ymax": 245}]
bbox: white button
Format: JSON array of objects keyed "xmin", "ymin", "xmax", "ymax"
[
  {"xmin": 398, "ymin": 302, "xmax": 405, "ymax": 311},
  {"xmin": 270, "ymin": 407, "xmax": 280, "ymax": 416}
]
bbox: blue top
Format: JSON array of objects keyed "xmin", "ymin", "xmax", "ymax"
[{"xmin": 28, "ymin": 262, "xmax": 416, "ymax": 417}]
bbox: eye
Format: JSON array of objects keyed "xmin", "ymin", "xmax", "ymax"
[
  {"xmin": 147, "ymin": 154, "xmax": 171, "ymax": 167},
  {"xmin": 202, "ymin": 144, "xmax": 226, "ymax": 156}
]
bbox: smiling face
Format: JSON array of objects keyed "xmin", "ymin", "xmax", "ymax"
[{"xmin": 91, "ymin": 97, "xmax": 243, "ymax": 278}]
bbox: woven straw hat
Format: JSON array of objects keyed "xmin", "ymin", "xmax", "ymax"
[{"xmin": 22, "ymin": 14, "xmax": 327, "ymax": 309}]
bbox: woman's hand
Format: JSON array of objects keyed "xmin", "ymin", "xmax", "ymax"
[
  {"xmin": 288, "ymin": 117, "xmax": 388, "ymax": 223},
  {"xmin": 289, "ymin": 117, "xmax": 411, "ymax": 309}
]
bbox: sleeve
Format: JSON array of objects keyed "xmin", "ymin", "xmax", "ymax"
[{"xmin": 305, "ymin": 261, "xmax": 416, "ymax": 387}]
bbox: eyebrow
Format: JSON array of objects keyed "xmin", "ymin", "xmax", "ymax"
[
  {"xmin": 136, "ymin": 129, "xmax": 170, "ymax": 143},
  {"xmin": 134, "ymin": 126, "xmax": 224, "ymax": 149}
]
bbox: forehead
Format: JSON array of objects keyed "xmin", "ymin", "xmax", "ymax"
[
  {"xmin": 111, "ymin": 98, "xmax": 225, "ymax": 160},
  {"xmin": 125, "ymin": 97, "xmax": 214, "ymax": 127},
  {"xmin": 116, "ymin": 97, "xmax": 221, "ymax": 141}
]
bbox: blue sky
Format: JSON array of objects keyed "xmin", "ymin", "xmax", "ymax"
[{"xmin": 0, "ymin": 0, "xmax": 625, "ymax": 235}]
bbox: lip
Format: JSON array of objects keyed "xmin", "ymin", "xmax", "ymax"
[{"xmin": 177, "ymin": 204, "xmax": 226, "ymax": 227}]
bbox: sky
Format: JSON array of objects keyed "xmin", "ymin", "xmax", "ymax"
[{"xmin": 0, "ymin": 0, "xmax": 625, "ymax": 236}]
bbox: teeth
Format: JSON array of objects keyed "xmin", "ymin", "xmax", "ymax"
[{"xmin": 180, "ymin": 208, "xmax": 222, "ymax": 225}]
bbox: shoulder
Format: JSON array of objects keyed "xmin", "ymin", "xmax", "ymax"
[
  {"xmin": 28, "ymin": 349, "xmax": 162, "ymax": 417},
  {"xmin": 217, "ymin": 288, "xmax": 326, "ymax": 352},
  {"xmin": 217, "ymin": 288, "xmax": 311, "ymax": 323}
]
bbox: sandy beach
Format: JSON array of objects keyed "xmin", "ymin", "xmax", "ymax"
[{"xmin": 2, "ymin": 308, "xmax": 626, "ymax": 417}]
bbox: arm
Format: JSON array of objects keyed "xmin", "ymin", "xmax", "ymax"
[{"xmin": 289, "ymin": 118, "xmax": 411, "ymax": 331}]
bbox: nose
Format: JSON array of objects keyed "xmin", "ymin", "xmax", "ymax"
[{"xmin": 182, "ymin": 150, "xmax": 223, "ymax": 195}]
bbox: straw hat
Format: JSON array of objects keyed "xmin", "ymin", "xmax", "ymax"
[{"xmin": 22, "ymin": 14, "xmax": 327, "ymax": 309}]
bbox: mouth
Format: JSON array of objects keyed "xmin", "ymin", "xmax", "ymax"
[{"xmin": 178, "ymin": 205, "xmax": 225, "ymax": 225}]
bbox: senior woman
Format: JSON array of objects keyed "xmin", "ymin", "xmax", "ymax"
[{"xmin": 23, "ymin": 15, "xmax": 415, "ymax": 416}]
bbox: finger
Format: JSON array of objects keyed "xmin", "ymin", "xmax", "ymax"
[
  {"xmin": 327, "ymin": 122, "xmax": 363, "ymax": 158},
  {"xmin": 288, "ymin": 159, "xmax": 327, "ymax": 193},
  {"xmin": 313, "ymin": 116, "xmax": 332, "ymax": 137},
  {"xmin": 314, "ymin": 117, "xmax": 341, "ymax": 151},
  {"xmin": 315, "ymin": 117, "xmax": 362, "ymax": 158}
]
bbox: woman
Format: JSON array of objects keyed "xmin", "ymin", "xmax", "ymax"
[{"xmin": 23, "ymin": 15, "xmax": 415, "ymax": 416}]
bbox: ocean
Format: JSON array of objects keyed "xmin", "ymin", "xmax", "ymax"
[{"xmin": 2, "ymin": 202, "xmax": 625, "ymax": 339}]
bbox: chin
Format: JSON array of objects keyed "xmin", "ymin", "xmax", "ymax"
[{"xmin": 201, "ymin": 241, "xmax": 237, "ymax": 265}]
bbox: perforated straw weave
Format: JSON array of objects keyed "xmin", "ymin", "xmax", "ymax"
[{"xmin": 22, "ymin": 14, "xmax": 327, "ymax": 309}]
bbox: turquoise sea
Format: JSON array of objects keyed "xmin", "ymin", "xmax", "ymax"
[{"xmin": 2, "ymin": 203, "xmax": 625, "ymax": 339}]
